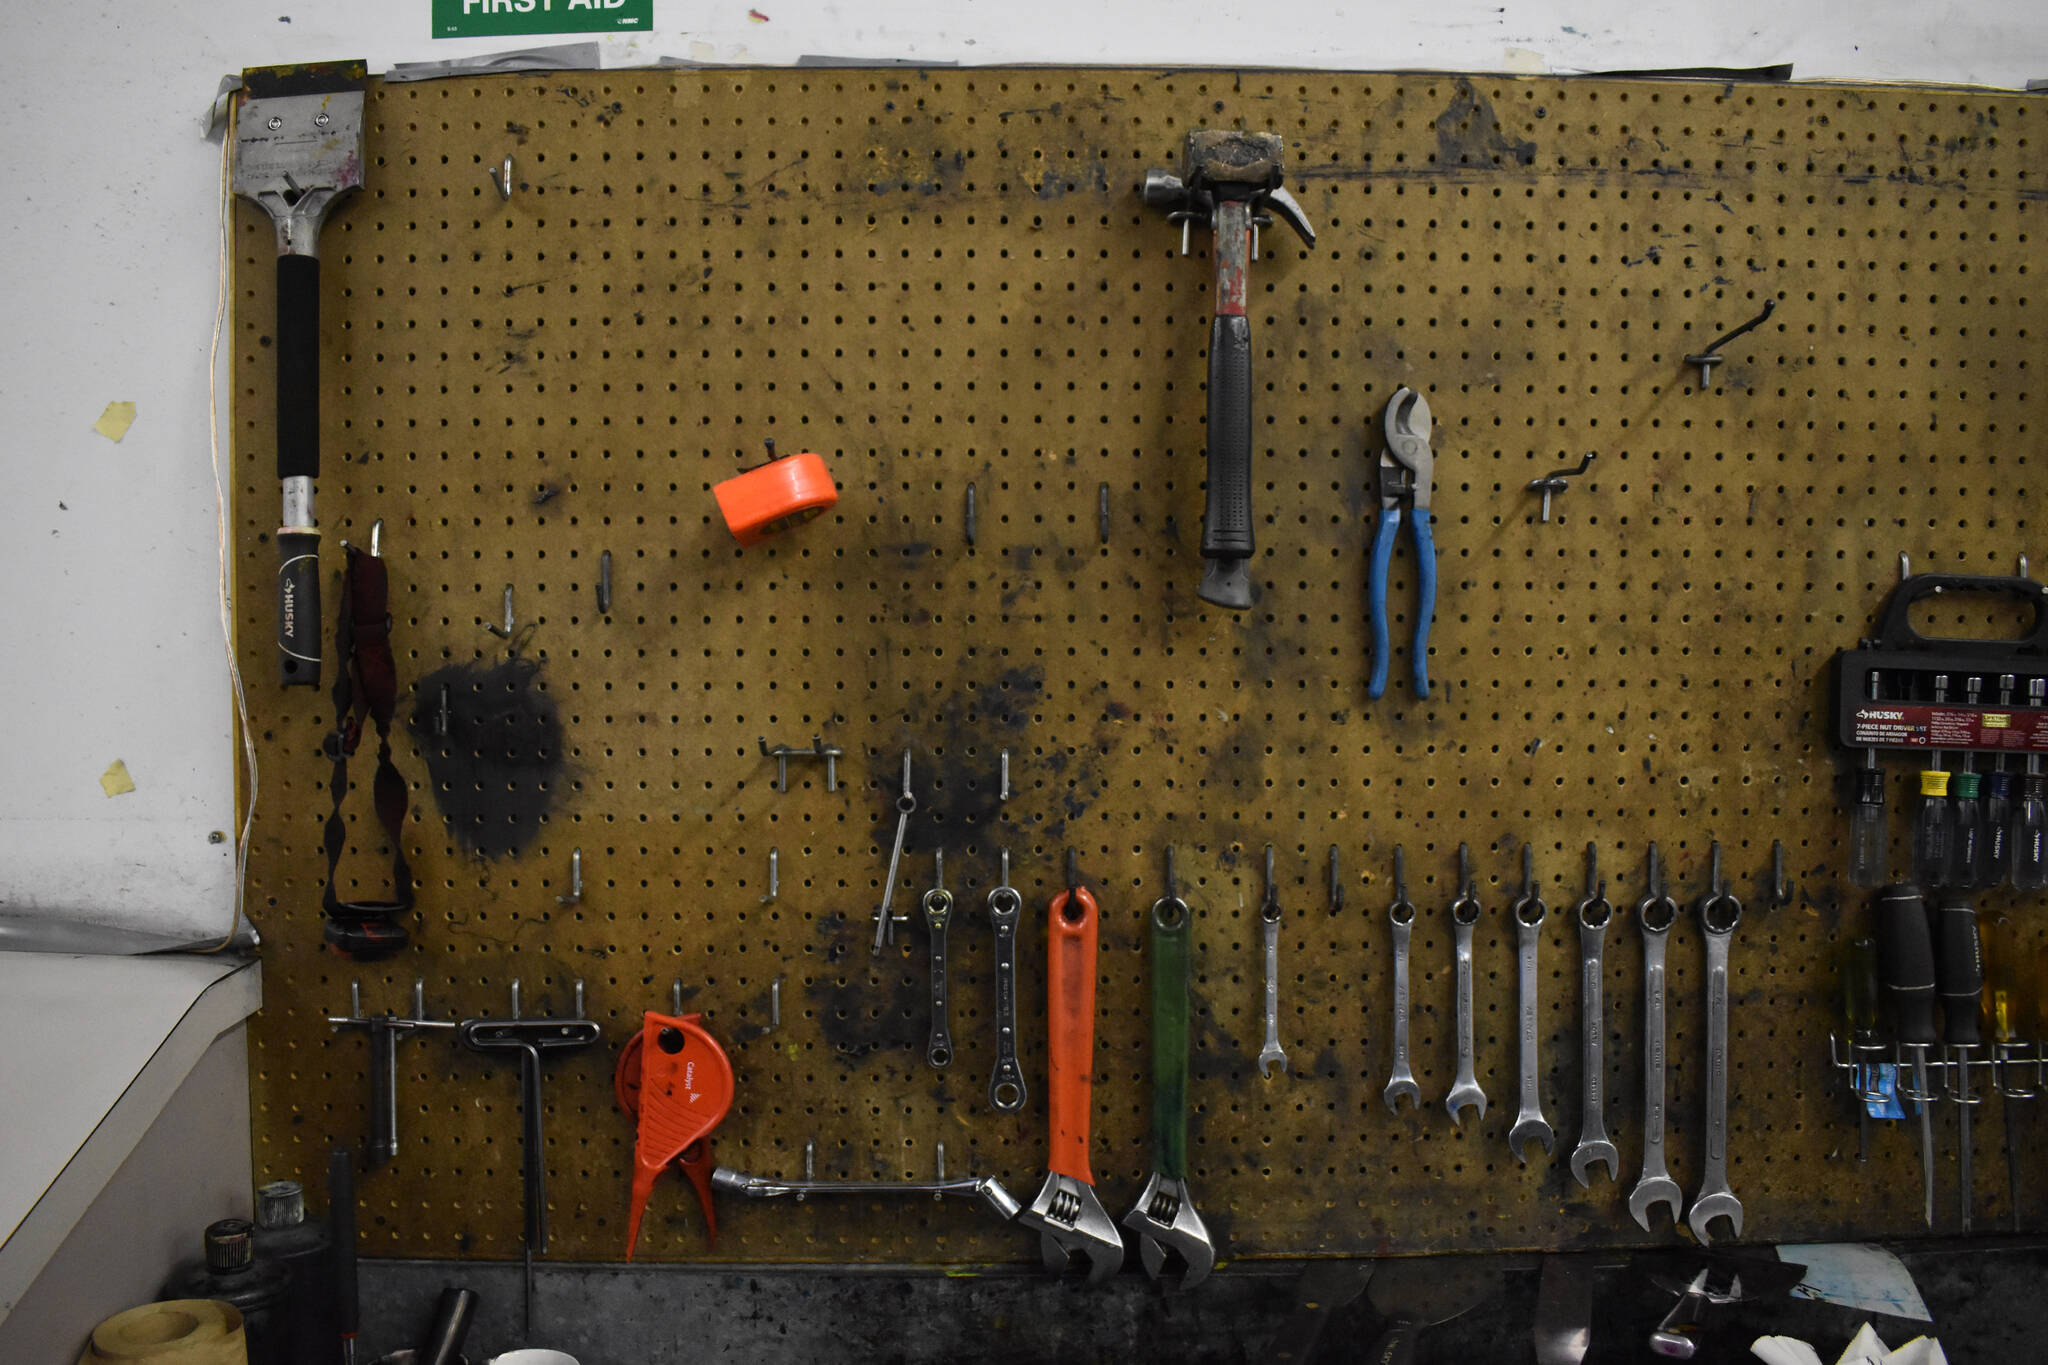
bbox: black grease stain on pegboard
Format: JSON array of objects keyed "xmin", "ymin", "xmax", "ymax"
[
  {"xmin": 809, "ymin": 913, "xmax": 928, "ymax": 1063},
  {"xmin": 407, "ymin": 657, "xmax": 566, "ymax": 860},
  {"xmin": 1435, "ymin": 78, "xmax": 1537, "ymax": 169}
]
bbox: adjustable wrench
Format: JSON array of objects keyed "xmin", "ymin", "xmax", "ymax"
[
  {"xmin": 986, "ymin": 849, "xmax": 1027, "ymax": 1112},
  {"xmin": 1123, "ymin": 847, "xmax": 1216, "ymax": 1287},
  {"xmin": 1687, "ymin": 844, "xmax": 1745, "ymax": 1244},
  {"xmin": 1509, "ymin": 846, "xmax": 1556, "ymax": 1163},
  {"xmin": 923, "ymin": 851, "xmax": 954, "ymax": 1070},
  {"xmin": 1569, "ymin": 844, "xmax": 1619, "ymax": 1188},
  {"xmin": 871, "ymin": 749, "xmax": 915, "ymax": 953},
  {"xmin": 1258, "ymin": 845, "xmax": 1288, "ymax": 1077},
  {"xmin": 1445, "ymin": 844, "xmax": 1488, "ymax": 1125},
  {"xmin": 1383, "ymin": 846, "xmax": 1422, "ymax": 1112},
  {"xmin": 1627, "ymin": 842, "xmax": 1684, "ymax": 1230},
  {"xmin": 1019, "ymin": 851, "xmax": 1125, "ymax": 1283}
]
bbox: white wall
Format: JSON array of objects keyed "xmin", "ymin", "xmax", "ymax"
[{"xmin": 1, "ymin": 1, "xmax": 2042, "ymax": 941}]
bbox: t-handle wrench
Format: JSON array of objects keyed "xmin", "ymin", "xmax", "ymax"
[
  {"xmin": 1570, "ymin": 845, "xmax": 1619, "ymax": 1188},
  {"xmin": 1687, "ymin": 846, "xmax": 1744, "ymax": 1244},
  {"xmin": 1445, "ymin": 844, "xmax": 1488, "ymax": 1125},
  {"xmin": 1123, "ymin": 847, "xmax": 1217, "ymax": 1287},
  {"xmin": 923, "ymin": 850, "xmax": 955, "ymax": 1070},
  {"xmin": 327, "ymin": 978, "xmax": 455, "ymax": 1168},
  {"xmin": 986, "ymin": 849, "xmax": 1027, "ymax": 1112},
  {"xmin": 1509, "ymin": 846, "xmax": 1556, "ymax": 1163},
  {"xmin": 1019, "ymin": 851, "xmax": 1125, "ymax": 1284},
  {"xmin": 1627, "ymin": 843, "xmax": 1684, "ymax": 1230},
  {"xmin": 1258, "ymin": 844, "xmax": 1288, "ymax": 1077},
  {"xmin": 456, "ymin": 979, "xmax": 603, "ymax": 1334},
  {"xmin": 1383, "ymin": 845, "xmax": 1422, "ymax": 1112}
]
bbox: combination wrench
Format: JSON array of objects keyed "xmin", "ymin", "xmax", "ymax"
[
  {"xmin": 1687, "ymin": 843, "xmax": 1745, "ymax": 1244},
  {"xmin": 923, "ymin": 851, "xmax": 954, "ymax": 1070},
  {"xmin": 1445, "ymin": 844, "xmax": 1487, "ymax": 1126},
  {"xmin": 986, "ymin": 848, "xmax": 1027, "ymax": 1112},
  {"xmin": 1569, "ymin": 843, "xmax": 1619, "ymax": 1188},
  {"xmin": 1628, "ymin": 842, "xmax": 1684, "ymax": 1230},
  {"xmin": 870, "ymin": 749, "xmax": 915, "ymax": 953},
  {"xmin": 1508, "ymin": 846, "xmax": 1556, "ymax": 1163},
  {"xmin": 1382, "ymin": 846, "xmax": 1421, "ymax": 1112},
  {"xmin": 1258, "ymin": 844, "xmax": 1288, "ymax": 1077}
]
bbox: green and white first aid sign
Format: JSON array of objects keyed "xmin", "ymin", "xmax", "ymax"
[{"xmin": 433, "ymin": 0, "xmax": 652, "ymax": 38}]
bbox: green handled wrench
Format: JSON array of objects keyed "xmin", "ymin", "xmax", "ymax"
[{"xmin": 1122, "ymin": 847, "xmax": 1217, "ymax": 1286}]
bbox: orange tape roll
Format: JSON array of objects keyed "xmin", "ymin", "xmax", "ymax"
[{"xmin": 712, "ymin": 450, "xmax": 837, "ymax": 547}]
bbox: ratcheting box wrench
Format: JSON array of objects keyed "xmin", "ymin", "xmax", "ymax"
[
  {"xmin": 1687, "ymin": 844, "xmax": 1744, "ymax": 1243},
  {"xmin": 1018, "ymin": 851, "xmax": 1125, "ymax": 1284},
  {"xmin": 1259, "ymin": 844, "xmax": 1288, "ymax": 1077},
  {"xmin": 1446, "ymin": 844, "xmax": 1488, "ymax": 1126},
  {"xmin": 1628, "ymin": 843, "xmax": 1684, "ymax": 1230},
  {"xmin": 1570, "ymin": 844, "xmax": 1619, "ymax": 1188},
  {"xmin": 1509, "ymin": 846, "xmax": 1556, "ymax": 1163},
  {"xmin": 986, "ymin": 849, "xmax": 1027, "ymax": 1112},
  {"xmin": 1123, "ymin": 847, "xmax": 1216, "ymax": 1287},
  {"xmin": 1383, "ymin": 846, "xmax": 1422, "ymax": 1112},
  {"xmin": 1369, "ymin": 388, "xmax": 1438, "ymax": 700},
  {"xmin": 923, "ymin": 851, "xmax": 954, "ymax": 1070}
]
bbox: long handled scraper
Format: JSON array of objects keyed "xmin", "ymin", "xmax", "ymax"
[{"xmin": 231, "ymin": 60, "xmax": 367, "ymax": 685}]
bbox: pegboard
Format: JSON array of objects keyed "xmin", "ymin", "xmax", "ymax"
[{"xmin": 238, "ymin": 68, "xmax": 2043, "ymax": 1266}]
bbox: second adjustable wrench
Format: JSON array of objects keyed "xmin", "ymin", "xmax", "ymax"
[
  {"xmin": 1445, "ymin": 844, "xmax": 1487, "ymax": 1125},
  {"xmin": 1123, "ymin": 847, "xmax": 1216, "ymax": 1286},
  {"xmin": 987, "ymin": 849, "xmax": 1027, "ymax": 1111},
  {"xmin": 1627, "ymin": 843, "xmax": 1684, "ymax": 1230},
  {"xmin": 1569, "ymin": 845, "xmax": 1619, "ymax": 1188},
  {"xmin": 1687, "ymin": 845, "xmax": 1745, "ymax": 1244},
  {"xmin": 1383, "ymin": 846, "xmax": 1421, "ymax": 1112},
  {"xmin": 1259, "ymin": 845, "xmax": 1288, "ymax": 1077},
  {"xmin": 1509, "ymin": 846, "xmax": 1556, "ymax": 1163},
  {"xmin": 1019, "ymin": 852, "xmax": 1125, "ymax": 1283},
  {"xmin": 923, "ymin": 851, "xmax": 954, "ymax": 1070}
]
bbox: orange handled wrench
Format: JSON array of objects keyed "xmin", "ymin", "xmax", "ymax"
[
  {"xmin": 620, "ymin": 1011, "xmax": 735, "ymax": 1258},
  {"xmin": 1018, "ymin": 851, "xmax": 1125, "ymax": 1283}
]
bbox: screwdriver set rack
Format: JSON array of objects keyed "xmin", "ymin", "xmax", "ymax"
[{"xmin": 232, "ymin": 67, "xmax": 2048, "ymax": 1267}]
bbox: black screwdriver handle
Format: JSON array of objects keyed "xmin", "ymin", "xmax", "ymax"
[
  {"xmin": 1933, "ymin": 898, "xmax": 1984, "ymax": 1046},
  {"xmin": 1872, "ymin": 884, "xmax": 1938, "ymax": 1047}
]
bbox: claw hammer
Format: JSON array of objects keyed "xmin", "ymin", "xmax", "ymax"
[{"xmin": 1142, "ymin": 130, "xmax": 1315, "ymax": 611}]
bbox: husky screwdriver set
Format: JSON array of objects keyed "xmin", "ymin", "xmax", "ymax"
[{"xmin": 226, "ymin": 64, "xmax": 2048, "ymax": 1300}]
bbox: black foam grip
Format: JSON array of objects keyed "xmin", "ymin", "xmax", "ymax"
[
  {"xmin": 276, "ymin": 254, "xmax": 322, "ymax": 481},
  {"xmin": 277, "ymin": 530, "xmax": 322, "ymax": 686},
  {"xmin": 1201, "ymin": 313, "xmax": 1254, "ymax": 562},
  {"xmin": 1933, "ymin": 898, "xmax": 1984, "ymax": 1045},
  {"xmin": 1872, "ymin": 884, "xmax": 1937, "ymax": 1046}
]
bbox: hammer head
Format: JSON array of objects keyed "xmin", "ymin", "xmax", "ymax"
[{"xmin": 1182, "ymin": 129, "xmax": 1285, "ymax": 196}]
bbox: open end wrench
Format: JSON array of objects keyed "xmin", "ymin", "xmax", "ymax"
[
  {"xmin": 1383, "ymin": 845, "xmax": 1422, "ymax": 1112},
  {"xmin": 870, "ymin": 749, "xmax": 915, "ymax": 953},
  {"xmin": 1258, "ymin": 844, "xmax": 1288, "ymax": 1077},
  {"xmin": 1687, "ymin": 845, "xmax": 1745, "ymax": 1244},
  {"xmin": 1123, "ymin": 847, "xmax": 1216, "ymax": 1287},
  {"xmin": 1569, "ymin": 844, "xmax": 1619, "ymax": 1188},
  {"xmin": 1509, "ymin": 846, "xmax": 1556, "ymax": 1163},
  {"xmin": 923, "ymin": 850, "xmax": 954, "ymax": 1070},
  {"xmin": 986, "ymin": 849, "xmax": 1027, "ymax": 1112},
  {"xmin": 1446, "ymin": 844, "xmax": 1488, "ymax": 1126},
  {"xmin": 1019, "ymin": 852, "xmax": 1125, "ymax": 1284},
  {"xmin": 1628, "ymin": 842, "xmax": 1684, "ymax": 1230}
]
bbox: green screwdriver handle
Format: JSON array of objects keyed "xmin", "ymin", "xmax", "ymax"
[{"xmin": 1149, "ymin": 884, "xmax": 1194, "ymax": 1180}]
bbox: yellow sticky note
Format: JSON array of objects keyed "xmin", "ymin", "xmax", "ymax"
[
  {"xmin": 93, "ymin": 401, "xmax": 137, "ymax": 442},
  {"xmin": 100, "ymin": 759, "xmax": 136, "ymax": 797}
]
